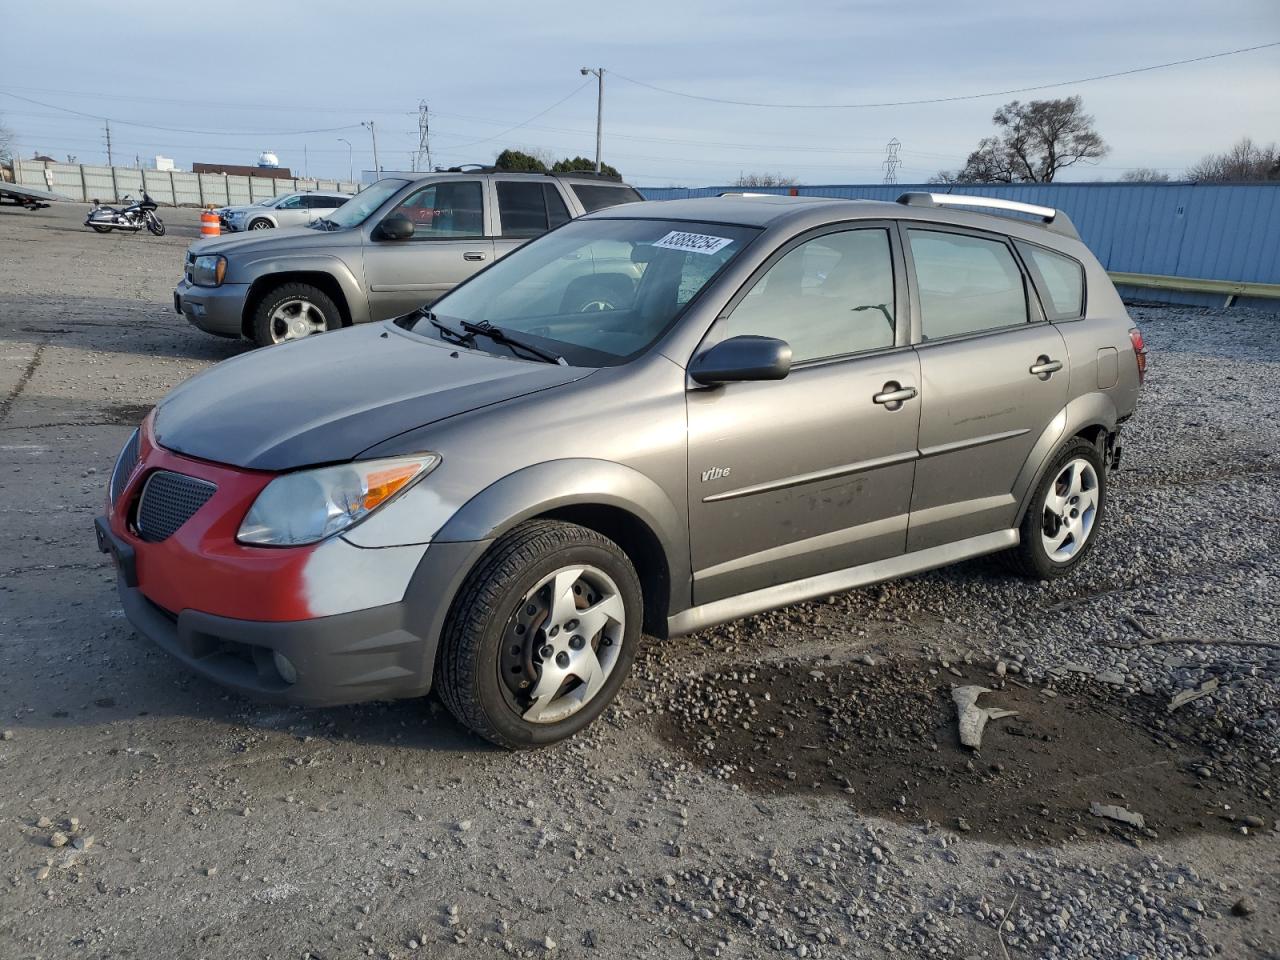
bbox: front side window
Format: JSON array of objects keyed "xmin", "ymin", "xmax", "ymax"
[
  {"xmin": 326, "ymin": 178, "xmax": 407, "ymax": 229},
  {"xmin": 388, "ymin": 181, "xmax": 484, "ymax": 238},
  {"xmin": 571, "ymin": 183, "xmax": 644, "ymax": 212},
  {"xmin": 416, "ymin": 219, "xmax": 758, "ymax": 365},
  {"xmin": 1017, "ymin": 241, "xmax": 1084, "ymax": 320},
  {"xmin": 908, "ymin": 230, "xmax": 1029, "ymax": 339},
  {"xmin": 726, "ymin": 229, "xmax": 896, "ymax": 363},
  {"xmin": 276, "ymin": 194, "xmax": 304, "ymax": 209}
]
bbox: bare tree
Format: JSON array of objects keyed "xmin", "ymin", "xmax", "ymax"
[
  {"xmin": 732, "ymin": 172, "xmax": 799, "ymax": 188},
  {"xmin": 1185, "ymin": 138, "xmax": 1280, "ymax": 182},
  {"xmin": 1120, "ymin": 168, "xmax": 1170, "ymax": 182},
  {"xmin": 0, "ymin": 114, "xmax": 14, "ymax": 164},
  {"xmin": 935, "ymin": 97, "xmax": 1107, "ymax": 184}
]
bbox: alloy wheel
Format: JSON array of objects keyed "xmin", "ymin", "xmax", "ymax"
[
  {"xmin": 268, "ymin": 299, "xmax": 327, "ymax": 342},
  {"xmin": 499, "ymin": 565, "xmax": 626, "ymax": 725},
  {"xmin": 1040, "ymin": 458, "xmax": 1100, "ymax": 562}
]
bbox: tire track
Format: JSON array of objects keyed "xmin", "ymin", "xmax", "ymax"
[{"xmin": 0, "ymin": 336, "xmax": 50, "ymax": 424}]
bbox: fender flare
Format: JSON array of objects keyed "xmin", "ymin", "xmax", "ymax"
[
  {"xmin": 434, "ymin": 458, "xmax": 690, "ymax": 613},
  {"xmin": 237, "ymin": 254, "xmax": 369, "ymax": 325},
  {"xmin": 1013, "ymin": 391, "xmax": 1118, "ymax": 523}
]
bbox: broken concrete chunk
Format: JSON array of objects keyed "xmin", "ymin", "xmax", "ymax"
[
  {"xmin": 952, "ymin": 685, "xmax": 1019, "ymax": 750},
  {"xmin": 1090, "ymin": 801, "xmax": 1146, "ymax": 829},
  {"xmin": 1168, "ymin": 677, "xmax": 1219, "ymax": 713}
]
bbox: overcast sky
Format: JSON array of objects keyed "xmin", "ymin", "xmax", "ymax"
[{"xmin": 2, "ymin": 0, "xmax": 1277, "ymax": 185}]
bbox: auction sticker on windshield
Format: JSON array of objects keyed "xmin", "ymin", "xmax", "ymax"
[{"xmin": 652, "ymin": 231, "xmax": 734, "ymax": 255}]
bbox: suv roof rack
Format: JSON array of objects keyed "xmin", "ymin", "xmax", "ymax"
[
  {"xmin": 547, "ymin": 170, "xmax": 623, "ymax": 182},
  {"xmin": 896, "ymin": 191, "xmax": 1079, "ymax": 240}
]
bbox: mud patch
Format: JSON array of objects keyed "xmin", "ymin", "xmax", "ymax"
[
  {"xmin": 656, "ymin": 658, "xmax": 1278, "ymax": 844},
  {"xmin": 101, "ymin": 402, "xmax": 154, "ymax": 425}
]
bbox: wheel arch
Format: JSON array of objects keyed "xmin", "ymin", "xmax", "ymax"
[
  {"xmin": 433, "ymin": 459, "xmax": 689, "ymax": 639},
  {"xmin": 241, "ymin": 270, "xmax": 356, "ymax": 339},
  {"xmin": 1013, "ymin": 392, "xmax": 1118, "ymax": 525}
]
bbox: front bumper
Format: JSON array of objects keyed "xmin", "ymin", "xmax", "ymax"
[{"xmin": 174, "ymin": 277, "xmax": 249, "ymax": 338}]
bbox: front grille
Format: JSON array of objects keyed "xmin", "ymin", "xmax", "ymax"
[
  {"xmin": 109, "ymin": 429, "xmax": 141, "ymax": 505},
  {"xmin": 136, "ymin": 471, "xmax": 217, "ymax": 542}
]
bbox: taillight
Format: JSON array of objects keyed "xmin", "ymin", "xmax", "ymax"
[{"xmin": 1128, "ymin": 327, "xmax": 1147, "ymax": 384}]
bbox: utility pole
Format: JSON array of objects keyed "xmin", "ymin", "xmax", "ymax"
[
  {"xmin": 579, "ymin": 67, "xmax": 604, "ymax": 173},
  {"xmin": 882, "ymin": 137, "xmax": 901, "ymax": 185},
  {"xmin": 416, "ymin": 101, "xmax": 432, "ymax": 173},
  {"xmin": 338, "ymin": 138, "xmax": 353, "ymax": 182},
  {"xmin": 362, "ymin": 121, "xmax": 380, "ymax": 176},
  {"xmin": 104, "ymin": 120, "xmax": 113, "ymax": 166}
]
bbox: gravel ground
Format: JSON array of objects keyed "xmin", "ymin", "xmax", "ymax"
[{"xmin": 0, "ymin": 203, "xmax": 1276, "ymax": 960}]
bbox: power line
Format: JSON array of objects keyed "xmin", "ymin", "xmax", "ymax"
[
  {"xmin": 610, "ymin": 41, "xmax": 1280, "ymax": 109},
  {"xmin": 442, "ymin": 81, "xmax": 592, "ymax": 153}
]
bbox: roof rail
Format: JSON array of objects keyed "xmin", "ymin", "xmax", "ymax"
[
  {"xmin": 547, "ymin": 170, "xmax": 623, "ymax": 182},
  {"xmin": 896, "ymin": 191, "xmax": 1079, "ymax": 240}
]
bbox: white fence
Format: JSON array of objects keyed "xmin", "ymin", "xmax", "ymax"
[{"xmin": 11, "ymin": 159, "xmax": 362, "ymax": 206}]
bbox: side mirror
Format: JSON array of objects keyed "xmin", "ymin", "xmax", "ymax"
[
  {"xmin": 690, "ymin": 335, "xmax": 792, "ymax": 386},
  {"xmin": 375, "ymin": 214, "xmax": 415, "ymax": 241}
]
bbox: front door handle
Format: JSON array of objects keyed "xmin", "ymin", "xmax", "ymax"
[
  {"xmin": 463, "ymin": 251, "xmax": 487, "ymax": 262},
  {"xmin": 872, "ymin": 382, "xmax": 918, "ymax": 410},
  {"xmin": 1029, "ymin": 356, "xmax": 1064, "ymax": 379}
]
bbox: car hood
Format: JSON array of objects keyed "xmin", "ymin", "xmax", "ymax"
[
  {"xmin": 154, "ymin": 322, "xmax": 591, "ymax": 471},
  {"xmin": 187, "ymin": 225, "xmax": 344, "ymax": 257}
]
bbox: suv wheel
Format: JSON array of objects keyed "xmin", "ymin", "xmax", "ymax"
[
  {"xmin": 251, "ymin": 282, "xmax": 339, "ymax": 347},
  {"xmin": 437, "ymin": 520, "xmax": 641, "ymax": 749},
  {"xmin": 1007, "ymin": 437, "xmax": 1107, "ymax": 580},
  {"xmin": 248, "ymin": 218, "xmax": 273, "ymax": 230}
]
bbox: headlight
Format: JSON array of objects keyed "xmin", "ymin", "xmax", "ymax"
[
  {"xmin": 191, "ymin": 254, "xmax": 227, "ymax": 287},
  {"xmin": 237, "ymin": 454, "xmax": 440, "ymax": 547}
]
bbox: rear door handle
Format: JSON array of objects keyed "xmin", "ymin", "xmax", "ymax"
[
  {"xmin": 872, "ymin": 382, "xmax": 918, "ymax": 410},
  {"xmin": 463, "ymin": 251, "xmax": 487, "ymax": 262},
  {"xmin": 1029, "ymin": 356, "xmax": 1064, "ymax": 379}
]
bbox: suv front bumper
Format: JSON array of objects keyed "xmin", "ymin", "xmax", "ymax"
[{"xmin": 174, "ymin": 277, "xmax": 249, "ymax": 338}]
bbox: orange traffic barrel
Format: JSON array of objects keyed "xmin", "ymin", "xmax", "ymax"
[{"xmin": 200, "ymin": 209, "xmax": 220, "ymax": 238}]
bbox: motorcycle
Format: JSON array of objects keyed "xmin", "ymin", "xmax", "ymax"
[{"xmin": 85, "ymin": 193, "xmax": 166, "ymax": 236}]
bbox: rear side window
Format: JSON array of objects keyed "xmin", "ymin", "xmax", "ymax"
[
  {"xmin": 545, "ymin": 185, "xmax": 571, "ymax": 228},
  {"xmin": 1017, "ymin": 242, "xmax": 1085, "ymax": 320},
  {"xmin": 497, "ymin": 181, "xmax": 551, "ymax": 238},
  {"xmin": 571, "ymin": 183, "xmax": 643, "ymax": 212},
  {"xmin": 907, "ymin": 230, "xmax": 1028, "ymax": 340}
]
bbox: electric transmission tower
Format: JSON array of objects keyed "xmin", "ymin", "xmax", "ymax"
[
  {"xmin": 882, "ymin": 138, "xmax": 901, "ymax": 185},
  {"xmin": 416, "ymin": 101, "xmax": 432, "ymax": 172}
]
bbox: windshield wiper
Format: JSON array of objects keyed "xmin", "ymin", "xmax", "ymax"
[
  {"xmin": 412, "ymin": 308, "xmax": 474, "ymax": 345},
  {"xmin": 460, "ymin": 320, "xmax": 567, "ymax": 366}
]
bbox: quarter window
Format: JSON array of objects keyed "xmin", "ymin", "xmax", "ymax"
[
  {"xmin": 387, "ymin": 181, "xmax": 484, "ymax": 239},
  {"xmin": 1017, "ymin": 242, "xmax": 1084, "ymax": 320},
  {"xmin": 907, "ymin": 230, "xmax": 1028, "ymax": 339},
  {"xmin": 571, "ymin": 183, "xmax": 644, "ymax": 212},
  {"xmin": 726, "ymin": 229, "xmax": 896, "ymax": 363}
]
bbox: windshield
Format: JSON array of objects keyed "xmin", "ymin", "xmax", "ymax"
[
  {"xmin": 324, "ymin": 179, "xmax": 407, "ymax": 229},
  {"xmin": 413, "ymin": 218, "xmax": 759, "ymax": 366}
]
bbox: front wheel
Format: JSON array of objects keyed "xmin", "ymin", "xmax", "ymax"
[
  {"xmin": 437, "ymin": 520, "xmax": 642, "ymax": 749},
  {"xmin": 1006, "ymin": 437, "xmax": 1108, "ymax": 580},
  {"xmin": 250, "ymin": 282, "xmax": 339, "ymax": 346},
  {"xmin": 146, "ymin": 215, "xmax": 165, "ymax": 236}
]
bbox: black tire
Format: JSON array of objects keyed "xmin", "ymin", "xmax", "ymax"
[
  {"xmin": 250, "ymin": 282, "xmax": 340, "ymax": 347},
  {"xmin": 90, "ymin": 224, "xmax": 112, "ymax": 234},
  {"xmin": 437, "ymin": 520, "xmax": 642, "ymax": 749},
  {"xmin": 147, "ymin": 216, "xmax": 165, "ymax": 236},
  {"xmin": 1005, "ymin": 437, "xmax": 1108, "ymax": 580},
  {"xmin": 248, "ymin": 218, "xmax": 273, "ymax": 230}
]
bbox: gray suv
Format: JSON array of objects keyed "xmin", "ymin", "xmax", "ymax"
[
  {"xmin": 102, "ymin": 192, "xmax": 1144, "ymax": 749},
  {"xmin": 174, "ymin": 171, "xmax": 643, "ymax": 346}
]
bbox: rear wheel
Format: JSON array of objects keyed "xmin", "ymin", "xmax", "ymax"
[
  {"xmin": 90, "ymin": 224, "xmax": 112, "ymax": 234},
  {"xmin": 1006, "ymin": 437, "xmax": 1107, "ymax": 580},
  {"xmin": 437, "ymin": 520, "xmax": 641, "ymax": 749},
  {"xmin": 250, "ymin": 282, "xmax": 339, "ymax": 346}
]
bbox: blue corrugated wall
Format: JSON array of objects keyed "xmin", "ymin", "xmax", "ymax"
[{"xmin": 634, "ymin": 182, "xmax": 1280, "ymax": 311}]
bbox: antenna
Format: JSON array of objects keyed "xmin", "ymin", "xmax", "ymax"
[
  {"xmin": 416, "ymin": 101, "xmax": 432, "ymax": 173},
  {"xmin": 882, "ymin": 138, "xmax": 901, "ymax": 185}
]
